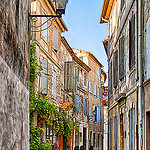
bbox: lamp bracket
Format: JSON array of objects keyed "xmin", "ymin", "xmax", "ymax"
[{"xmin": 28, "ymin": 12, "xmax": 61, "ymax": 32}]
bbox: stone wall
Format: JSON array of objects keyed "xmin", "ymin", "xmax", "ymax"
[{"xmin": 0, "ymin": 0, "xmax": 30, "ymax": 149}]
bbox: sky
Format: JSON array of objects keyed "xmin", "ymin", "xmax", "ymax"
[{"xmin": 62, "ymin": 0, "xmax": 108, "ymax": 84}]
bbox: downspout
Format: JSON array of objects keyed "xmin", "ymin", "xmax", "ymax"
[
  {"xmin": 138, "ymin": 0, "xmax": 144, "ymax": 149},
  {"xmin": 135, "ymin": 0, "xmax": 139, "ymax": 149}
]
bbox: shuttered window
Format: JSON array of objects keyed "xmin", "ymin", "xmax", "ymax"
[
  {"xmin": 76, "ymin": 95, "xmax": 79, "ymax": 113},
  {"xmin": 114, "ymin": 116, "xmax": 118, "ymax": 150},
  {"xmin": 129, "ymin": 108, "xmax": 135, "ymax": 150},
  {"xmin": 93, "ymin": 83, "xmax": 96, "ymax": 95},
  {"xmin": 96, "ymin": 85, "xmax": 99, "ymax": 97},
  {"xmin": 97, "ymin": 107, "xmax": 99, "ymax": 123},
  {"xmin": 42, "ymin": 12, "xmax": 48, "ymax": 41},
  {"xmin": 52, "ymin": 69, "xmax": 57, "ymax": 99},
  {"xmin": 109, "ymin": 61, "xmax": 112, "ymax": 93},
  {"xmin": 84, "ymin": 98, "xmax": 86, "ymax": 115},
  {"xmin": 88, "ymin": 81, "xmax": 91, "ymax": 92},
  {"xmin": 40, "ymin": 58, "xmax": 48, "ymax": 95},
  {"xmin": 113, "ymin": 50, "xmax": 118, "ymax": 88},
  {"xmin": 129, "ymin": 15, "xmax": 135, "ymax": 69},
  {"xmin": 95, "ymin": 107, "xmax": 97, "ymax": 122},
  {"xmin": 53, "ymin": 27, "xmax": 58, "ymax": 52},
  {"xmin": 87, "ymin": 99, "xmax": 89, "ymax": 115},
  {"xmin": 110, "ymin": 119, "xmax": 112, "ymax": 150},
  {"xmin": 90, "ymin": 108, "xmax": 92, "ymax": 119},
  {"xmin": 93, "ymin": 105, "xmax": 95, "ymax": 122},
  {"xmin": 119, "ymin": 36, "xmax": 125, "ymax": 80},
  {"xmin": 146, "ymin": 18, "xmax": 150, "ymax": 79}
]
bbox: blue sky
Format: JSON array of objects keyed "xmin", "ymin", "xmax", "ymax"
[{"xmin": 62, "ymin": 0, "xmax": 108, "ymax": 83}]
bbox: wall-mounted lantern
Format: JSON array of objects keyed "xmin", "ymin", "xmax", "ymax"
[{"xmin": 29, "ymin": 0, "xmax": 68, "ymax": 32}]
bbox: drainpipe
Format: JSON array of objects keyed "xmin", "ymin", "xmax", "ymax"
[
  {"xmin": 135, "ymin": 0, "xmax": 139, "ymax": 149},
  {"xmin": 138, "ymin": 0, "xmax": 144, "ymax": 149}
]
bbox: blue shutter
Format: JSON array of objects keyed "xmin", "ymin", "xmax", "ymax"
[
  {"xmin": 97, "ymin": 108, "xmax": 99, "ymax": 123},
  {"xmin": 90, "ymin": 108, "xmax": 92, "ymax": 119},
  {"xmin": 40, "ymin": 58, "xmax": 48, "ymax": 95},
  {"xmin": 93, "ymin": 83, "xmax": 96, "ymax": 95},
  {"xmin": 87, "ymin": 99, "xmax": 89, "ymax": 116},
  {"xmin": 96, "ymin": 85, "xmax": 99, "ymax": 97},
  {"xmin": 146, "ymin": 18, "xmax": 150, "ymax": 79},
  {"xmin": 95, "ymin": 107, "xmax": 97, "ymax": 122},
  {"xmin": 99, "ymin": 87, "xmax": 101, "ymax": 99},
  {"xmin": 88, "ymin": 81, "xmax": 90, "ymax": 92},
  {"xmin": 93, "ymin": 106, "xmax": 95, "ymax": 121},
  {"xmin": 76, "ymin": 95, "xmax": 79, "ymax": 113},
  {"xmin": 84, "ymin": 98, "xmax": 86, "ymax": 115}
]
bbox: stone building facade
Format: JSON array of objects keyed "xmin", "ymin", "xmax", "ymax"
[
  {"xmin": 100, "ymin": 0, "xmax": 150, "ymax": 149},
  {"xmin": 73, "ymin": 49, "xmax": 107, "ymax": 150},
  {"xmin": 0, "ymin": 0, "xmax": 30, "ymax": 149}
]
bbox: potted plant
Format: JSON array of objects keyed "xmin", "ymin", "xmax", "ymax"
[
  {"xmin": 80, "ymin": 145, "xmax": 85, "ymax": 150},
  {"xmin": 74, "ymin": 145, "xmax": 79, "ymax": 150}
]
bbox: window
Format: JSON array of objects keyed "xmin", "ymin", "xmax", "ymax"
[
  {"xmin": 119, "ymin": 36, "xmax": 125, "ymax": 80},
  {"xmin": 129, "ymin": 108, "xmax": 135, "ymax": 150},
  {"xmin": 93, "ymin": 133, "xmax": 96, "ymax": 147},
  {"xmin": 93, "ymin": 83, "xmax": 96, "ymax": 95},
  {"xmin": 96, "ymin": 85, "xmax": 99, "ymax": 97},
  {"xmin": 110, "ymin": 119, "xmax": 112, "ymax": 150},
  {"xmin": 76, "ymin": 95, "xmax": 79, "ymax": 113},
  {"xmin": 84, "ymin": 99, "xmax": 89, "ymax": 115},
  {"xmin": 84, "ymin": 73, "xmax": 87, "ymax": 86},
  {"xmin": 52, "ymin": 69, "xmax": 57, "ymax": 99},
  {"xmin": 97, "ymin": 134, "xmax": 100, "ymax": 147},
  {"xmin": 88, "ymin": 81, "xmax": 91, "ymax": 92},
  {"xmin": 146, "ymin": 18, "xmax": 150, "ymax": 79},
  {"xmin": 113, "ymin": 50, "xmax": 118, "ymax": 88},
  {"xmin": 41, "ymin": 12, "xmax": 48, "ymax": 41},
  {"xmin": 53, "ymin": 27, "xmax": 58, "ymax": 53},
  {"xmin": 114, "ymin": 116, "xmax": 118, "ymax": 150},
  {"xmin": 129, "ymin": 15, "xmax": 135, "ymax": 69},
  {"xmin": 109, "ymin": 61, "xmax": 112, "ymax": 93},
  {"xmin": 40, "ymin": 58, "xmax": 48, "ymax": 95}
]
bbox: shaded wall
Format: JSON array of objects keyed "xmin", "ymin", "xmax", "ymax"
[{"xmin": 0, "ymin": 0, "xmax": 30, "ymax": 149}]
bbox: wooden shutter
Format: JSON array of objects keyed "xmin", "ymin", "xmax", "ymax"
[
  {"xmin": 84, "ymin": 98, "xmax": 86, "ymax": 115},
  {"xmin": 96, "ymin": 85, "xmax": 99, "ymax": 97},
  {"xmin": 64, "ymin": 62, "xmax": 74, "ymax": 92},
  {"xmin": 76, "ymin": 95, "xmax": 79, "ymax": 113},
  {"xmin": 110, "ymin": 119, "xmax": 112, "ymax": 150},
  {"xmin": 114, "ymin": 116, "xmax": 118, "ymax": 150},
  {"xmin": 97, "ymin": 107, "xmax": 99, "ymax": 123},
  {"xmin": 40, "ymin": 58, "xmax": 48, "ymax": 95},
  {"xmin": 52, "ymin": 69, "xmax": 57, "ymax": 99},
  {"xmin": 87, "ymin": 99, "xmax": 89, "ymax": 116},
  {"xmin": 129, "ymin": 15, "xmax": 135, "ymax": 69},
  {"xmin": 113, "ymin": 50, "xmax": 118, "ymax": 88},
  {"xmin": 146, "ymin": 18, "xmax": 150, "ymax": 79},
  {"xmin": 119, "ymin": 36, "xmax": 125, "ymax": 80},
  {"xmin": 73, "ymin": 66, "xmax": 78, "ymax": 92},
  {"xmin": 42, "ymin": 12, "xmax": 48, "ymax": 41},
  {"xmin": 93, "ymin": 83, "xmax": 96, "ymax": 95},
  {"xmin": 109, "ymin": 61, "xmax": 112, "ymax": 93},
  {"xmin": 90, "ymin": 108, "xmax": 92, "ymax": 119},
  {"xmin": 93, "ymin": 105, "xmax": 95, "ymax": 122},
  {"xmin": 53, "ymin": 27, "xmax": 58, "ymax": 51}
]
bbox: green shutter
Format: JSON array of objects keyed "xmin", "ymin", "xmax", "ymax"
[
  {"xmin": 129, "ymin": 15, "xmax": 135, "ymax": 69},
  {"xmin": 113, "ymin": 50, "xmax": 118, "ymax": 88},
  {"xmin": 119, "ymin": 36, "xmax": 125, "ymax": 80}
]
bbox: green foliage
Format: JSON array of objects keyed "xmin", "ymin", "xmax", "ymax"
[{"xmin": 29, "ymin": 42, "xmax": 78, "ymax": 150}]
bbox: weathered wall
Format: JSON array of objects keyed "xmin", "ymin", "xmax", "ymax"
[{"xmin": 0, "ymin": 0, "xmax": 30, "ymax": 149}]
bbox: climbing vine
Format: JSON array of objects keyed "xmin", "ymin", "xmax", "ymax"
[{"xmin": 29, "ymin": 42, "xmax": 78, "ymax": 150}]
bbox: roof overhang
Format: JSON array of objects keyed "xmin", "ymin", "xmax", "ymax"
[
  {"xmin": 102, "ymin": 38, "xmax": 108, "ymax": 57},
  {"xmin": 61, "ymin": 37, "xmax": 91, "ymax": 72},
  {"xmin": 100, "ymin": 0, "xmax": 115, "ymax": 24}
]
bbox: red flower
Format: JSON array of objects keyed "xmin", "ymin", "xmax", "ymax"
[{"xmin": 41, "ymin": 120, "xmax": 44, "ymax": 124}]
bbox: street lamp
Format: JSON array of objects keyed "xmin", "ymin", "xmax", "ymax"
[{"xmin": 29, "ymin": 0, "xmax": 68, "ymax": 31}]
